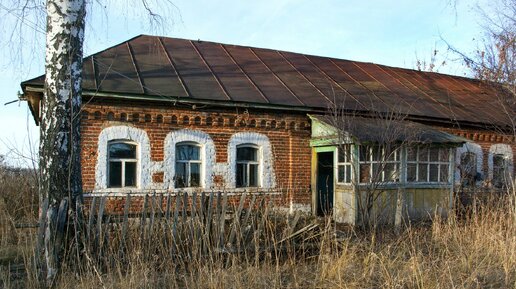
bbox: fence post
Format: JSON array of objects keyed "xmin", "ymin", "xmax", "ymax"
[
  {"xmin": 218, "ymin": 191, "xmax": 228, "ymax": 248},
  {"xmin": 86, "ymin": 197, "xmax": 97, "ymax": 240},
  {"xmin": 140, "ymin": 194, "xmax": 148, "ymax": 243},
  {"xmin": 122, "ymin": 194, "xmax": 131, "ymax": 243},
  {"xmin": 228, "ymin": 193, "xmax": 247, "ymax": 245},
  {"xmin": 205, "ymin": 192, "xmax": 215, "ymax": 251}
]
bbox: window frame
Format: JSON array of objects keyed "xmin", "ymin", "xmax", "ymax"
[
  {"xmin": 492, "ymin": 153, "xmax": 509, "ymax": 188},
  {"xmin": 107, "ymin": 140, "xmax": 138, "ymax": 188},
  {"xmin": 358, "ymin": 145, "xmax": 401, "ymax": 184},
  {"xmin": 336, "ymin": 144, "xmax": 352, "ymax": 184},
  {"xmin": 406, "ymin": 146, "xmax": 451, "ymax": 184},
  {"xmin": 175, "ymin": 141, "xmax": 203, "ymax": 188},
  {"xmin": 236, "ymin": 144, "xmax": 261, "ymax": 188},
  {"xmin": 460, "ymin": 151, "xmax": 477, "ymax": 186}
]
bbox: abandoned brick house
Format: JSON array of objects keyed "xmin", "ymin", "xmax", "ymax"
[{"xmin": 20, "ymin": 35, "xmax": 515, "ymax": 224}]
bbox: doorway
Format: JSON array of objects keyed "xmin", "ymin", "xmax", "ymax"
[{"xmin": 316, "ymin": 151, "xmax": 334, "ymax": 216}]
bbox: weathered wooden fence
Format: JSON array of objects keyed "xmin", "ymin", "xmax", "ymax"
[{"xmin": 36, "ymin": 192, "xmax": 311, "ymax": 263}]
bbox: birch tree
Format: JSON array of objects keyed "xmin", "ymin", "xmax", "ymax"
[
  {"xmin": 0, "ymin": 0, "xmax": 178, "ymax": 284},
  {"xmin": 41, "ymin": 0, "xmax": 86, "ymax": 283}
]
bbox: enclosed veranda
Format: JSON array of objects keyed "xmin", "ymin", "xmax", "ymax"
[{"xmin": 309, "ymin": 115, "xmax": 469, "ymax": 225}]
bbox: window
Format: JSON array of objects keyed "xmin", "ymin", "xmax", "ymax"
[
  {"xmin": 407, "ymin": 146, "xmax": 450, "ymax": 183},
  {"xmin": 337, "ymin": 145, "xmax": 352, "ymax": 184},
  {"xmin": 175, "ymin": 142, "xmax": 201, "ymax": 188},
  {"xmin": 359, "ymin": 145, "xmax": 400, "ymax": 183},
  {"xmin": 460, "ymin": 152, "xmax": 477, "ymax": 186},
  {"xmin": 108, "ymin": 141, "xmax": 137, "ymax": 188},
  {"xmin": 236, "ymin": 145, "xmax": 259, "ymax": 187},
  {"xmin": 492, "ymin": 154, "xmax": 509, "ymax": 188},
  {"xmin": 229, "ymin": 132, "xmax": 274, "ymax": 189}
]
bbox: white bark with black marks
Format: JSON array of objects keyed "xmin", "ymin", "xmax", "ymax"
[{"xmin": 40, "ymin": 0, "xmax": 86, "ymax": 283}]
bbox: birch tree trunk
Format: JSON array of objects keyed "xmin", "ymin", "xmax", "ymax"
[{"xmin": 40, "ymin": 0, "xmax": 86, "ymax": 283}]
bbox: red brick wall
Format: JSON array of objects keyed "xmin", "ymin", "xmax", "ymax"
[
  {"xmin": 439, "ymin": 126, "xmax": 516, "ymax": 185},
  {"xmin": 80, "ymin": 98, "xmax": 515, "ymax": 209},
  {"xmin": 81, "ymin": 99, "xmax": 312, "ymax": 205}
]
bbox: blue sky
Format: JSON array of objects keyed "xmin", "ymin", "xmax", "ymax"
[{"xmin": 0, "ymin": 0, "xmax": 488, "ymax": 165}]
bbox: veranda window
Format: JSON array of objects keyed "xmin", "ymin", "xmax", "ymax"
[
  {"xmin": 359, "ymin": 145, "xmax": 400, "ymax": 183},
  {"xmin": 236, "ymin": 145, "xmax": 259, "ymax": 187},
  {"xmin": 108, "ymin": 141, "xmax": 137, "ymax": 188},
  {"xmin": 337, "ymin": 145, "xmax": 352, "ymax": 184},
  {"xmin": 175, "ymin": 142, "xmax": 201, "ymax": 188},
  {"xmin": 407, "ymin": 146, "xmax": 450, "ymax": 183}
]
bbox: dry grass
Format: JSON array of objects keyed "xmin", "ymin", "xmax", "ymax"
[{"xmin": 0, "ymin": 168, "xmax": 514, "ymax": 288}]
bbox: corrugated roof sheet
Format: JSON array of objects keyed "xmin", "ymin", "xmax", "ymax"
[
  {"xmin": 310, "ymin": 115, "xmax": 470, "ymax": 144},
  {"xmin": 21, "ymin": 34, "xmax": 514, "ymax": 127}
]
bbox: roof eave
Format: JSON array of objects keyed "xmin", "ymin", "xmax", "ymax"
[{"xmin": 21, "ymin": 83, "xmax": 514, "ymax": 132}]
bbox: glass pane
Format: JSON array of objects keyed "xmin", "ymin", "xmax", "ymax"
[
  {"xmin": 360, "ymin": 164, "xmax": 370, "ymax": 183},
  {"xmin": 372, "ymin": 163, "xmax": 381, "ymax": 181},
  {"xmin": 175, "ymin": 162, "xmax": 187, "ymax": 188},
  {"xmin": 236, "ymin": 163, "xmax": 245, "ymax": 187},
  {"xmin": 440, "ymin": 148, "xmax": 450, "ymax": 162},
  {"xmin": 384, "ymin": 163, "xmax": 398, "ymax": 182},
  {"xmin": 407, "ymin": 147, "xmax": 417, "ymax": 161},
  {"xmin": 237, "ymin": 147, "xmax": 257, "ymax": 161},
  {"xmin": 190, "ymin": 163, "xmax": 200, "ymax": 187},
  {"xmin": 461, "ymin": 153, "xmax": 476, "ymax": 176},
  {"xmin": 429, "ymin": 164, "xmax": 439, "ymax": 182},
  {"xmin": 345, "ymin": 165, "xmax": 351, "ymax": 183},
  {"xmin": 177, "ymin": 144, "xmax": 200, "ymax": 161},
  {"xmin": 418, "ymin": 164, "xmax": 428, "ymax": 182},
  {"xmin": 418, "ymin": 147, "xmax": 429, "ymax": 162},
  {"xmin": 338, "ymin": 166, "xmax": 345, "ymax": 183},
  {"xmin": 493, "ymin": 168, "xmax": 505, "ymax": 188},
  {"xmin": 386, "ymin": 149, "xmax": 397, "ymax": 161},
  {"xmin": 359, "ymin": 146, "xmax": 369, "ymax": 162},
  {"xmin": 108, "ymin": 161, "xmax": 122, "ymax": 188},
  {"xmin": 109, "ymin": 143, "xmax": 136, "ymax": 158},
  {"xmin": 371, "ymin": 146, "xmax": 382, "ymax": 162},
  {"xmin": 407, "ymin": 163, "xmax": 417, "ymax": 182},
  {"xmin": 440, "ymin": 164, "xmax": 449, "ymax": 182},
  {"xmin": 338, "ymin": 146, "xmax": 348, "ymax": 163},
  {"xmin": 125, "ymin": 162, "xmax": 136, "ymax": 187},
  {"xmin": 493, "ymin": 155, "xmax": 505, "ymax": 167},
  {"xmin": 249, "ymin": 164, "xmax": 258, "ymax": 186},
  {"xmin": 429, "ymin": 148, "xmax": 439, "ymax": 162}
]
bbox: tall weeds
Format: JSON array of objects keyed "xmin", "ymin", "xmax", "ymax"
[{"xmin": 1, "ymin": 168, "xmax": 514, "ymax": 288}]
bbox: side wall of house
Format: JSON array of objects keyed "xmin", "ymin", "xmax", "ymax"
[
  {"xmin": 439, "ymin": 127, "xmax": 515, "ymax": 189},
  {"xmin": 80, "ymin": 99, "xmax": 312, "ymax": 209},
  {"xmin": 80, "ymin": 98, "xmax": 515, "ymax": 215}
]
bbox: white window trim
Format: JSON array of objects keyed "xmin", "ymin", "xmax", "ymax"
[
  {"xmin": 488, "ymin": 144, "xmax": 514, "ymax": 185},
  {"xmin": 96, "ymin": 126, "xmax": 151, "ymax": 190},
  {"xmin": 455, "ymin": 142, "xmax": 483, "ymax": 185},
  {"xmin": 164, "ymin": 129, "xmax": 215, "ymax": 190},
  {"xmin": 107, "ymin": 140, "xmax": 138, "ymax": 188},
  {"xmin": 227, "ymin": 132, "xmax": 276, "ymax": 189}
]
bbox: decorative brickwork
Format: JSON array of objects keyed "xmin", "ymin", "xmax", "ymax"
[
  {"xmin": 81, "ymin": 99, "xmax": 312, "ymax": 205},
  {"xmin": 81, "ymin": 98, "xmax": 515, "ymax": 207}
]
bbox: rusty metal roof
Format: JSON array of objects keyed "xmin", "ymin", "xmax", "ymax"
[
  {"xmin": 21, "ymin": 34, "xmax": 513, "ymax": 127},
  {"xmin": 310, "ymin": 115, "xmax": 470, "ymax": 144}
]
